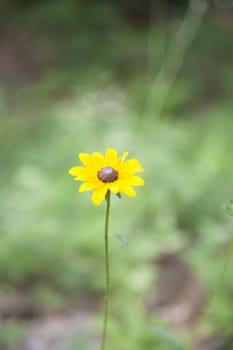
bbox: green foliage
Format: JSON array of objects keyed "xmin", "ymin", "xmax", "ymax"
[
  {"xmin": 0, "ymin": 9, "xmax": 233, "ymax": 349},
  {"xmin": 0, "ymin": 321, "xmax": 25, "ymax": 348},
  {"xmin": 149, "ymin": 325, "xmax": 184, "ymax": 349}
]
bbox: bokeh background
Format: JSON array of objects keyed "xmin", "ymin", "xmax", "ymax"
[{"xmin": 0, "ymin": 0, "xmax": 233, "ymax": 349}]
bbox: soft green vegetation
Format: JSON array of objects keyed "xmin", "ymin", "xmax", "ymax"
[
  {"xmin": 0, "ymin": 321, "xmax": 25, "ymax": 348},
  {"xmin": 0, "ymin": 4, "xmax": 233, "ymax": 348}
]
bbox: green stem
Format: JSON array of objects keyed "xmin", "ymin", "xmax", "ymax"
[
  {"xmin": 101, "ymin": 190, "xmax": 111, "ymax": 350},
  {"xmin": 185, "ymin": 233, "xmax": 233, "ymax": 350}
]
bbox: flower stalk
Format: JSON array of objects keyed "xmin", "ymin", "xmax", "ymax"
[{"xmin": 101, "ymin": 190, "xmax": 111, "ymax": 350}]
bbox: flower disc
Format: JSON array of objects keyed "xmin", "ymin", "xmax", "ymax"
[{"xmin": 98, "ymin": 167, "xmax": 118, "ymax": 183}]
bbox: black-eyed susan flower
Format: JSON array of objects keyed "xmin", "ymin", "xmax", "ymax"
[{"xmin": 69, "ymin": 148, "xmax": 144, "ymax": 206}]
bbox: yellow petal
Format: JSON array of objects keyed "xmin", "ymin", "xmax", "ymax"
[
  {"xmin": 118, "ymin": 175, "xmax": 144, "ymax": 186},
  {"xmin": 69, "ymin": 166, "xmax": 96, "ymax": 180},
  {"xmin": 69, "ymin": 166, "xmax": 87, "ymax": 177},
  {"xmin": 108, "ymin": 182, "xmax": 119, "ymax": 194},
  {"xmin": 119, "ymin": 159, "xmax": 144, "ymax": 176},
  {"xmin": 79, "ymin": 181, "xmax": 100, "ymax": 192},
  {"xmin": 120, "ymin": 185, "xmax": 136, "ymax": 197},
  {"xmin": 79, "ymin": 153, "xmax": 93, "ymax": 167},
  {"xmin": 92, "ymin": 152, "xmax": 105, "ymax": 168},
  {"xmin": 105, "ymin": 149, "xmax": 118, "ymax": 166},
  {"xmin": 133, "ymin": 176, "xmax": 144, "ymax": 186},
  {"xmin": 92, "ymin": 185, "xmax": 108, "ymax": 206},
  {"xmin": 114, "ymin": 151, "xmax": 129, "ymax": 170},
  {"xmin": 121, "ymin": 151, "xmax": 129, "ymax": 162}
]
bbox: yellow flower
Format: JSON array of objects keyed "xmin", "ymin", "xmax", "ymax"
[{"xmin": 69, "ymin": 149, "xmax": 144, "ymax": 206}]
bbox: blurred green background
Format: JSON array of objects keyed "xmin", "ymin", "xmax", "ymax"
[{"xmin": 0, "ymin": 0, "xmax": 233, "ymax": 349}]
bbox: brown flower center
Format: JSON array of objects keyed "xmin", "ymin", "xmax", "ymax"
[{"xmin": 98, "ymin": 167, "xmax": 118, "ymax": 183}]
